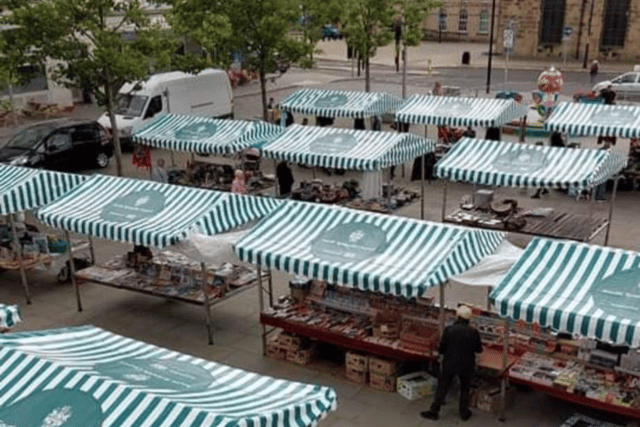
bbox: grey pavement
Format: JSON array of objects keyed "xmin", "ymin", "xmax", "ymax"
[{"xmin": 1, "ymin": 54, "xmax": 639, "ymax": 427}]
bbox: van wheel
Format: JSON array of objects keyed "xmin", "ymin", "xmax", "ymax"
[{"xmin": 95, "ymin": 152, "xmax": 110, "ymax": 168}]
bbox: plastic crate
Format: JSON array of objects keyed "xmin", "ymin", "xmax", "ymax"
[{"xmin": 397, "ymin": 371, "xmax": 437, "ymax": 401}]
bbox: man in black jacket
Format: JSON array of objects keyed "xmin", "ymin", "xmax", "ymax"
[{"xmin": 421, "ymin": 305, "xmax": 482, "ymax": 421}]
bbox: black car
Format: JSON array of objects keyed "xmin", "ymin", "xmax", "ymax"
[{"xmin": 0, "ymin": 119, "xmax": 114, "ymax": 171}]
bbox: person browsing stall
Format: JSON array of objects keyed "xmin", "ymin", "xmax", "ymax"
[{"xmin": 421, "ymin": 305, "xmax": 482, "ymax": 422}]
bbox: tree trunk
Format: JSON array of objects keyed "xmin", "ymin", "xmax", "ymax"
[
  {"xmin": 105, "ymin": 80, "xmax": 123, "ymax": 177},
  {"xmin": 365, "ymin": 56, "xmax": 370, "ymax": 92},
  {"xmin": 259, "ymin": 66, "xmax": 268, "ymax": 121}
]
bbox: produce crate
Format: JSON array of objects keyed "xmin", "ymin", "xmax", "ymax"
[
  {"xmin": 369, "ymin": 356, "xmax": 398, "ymax": 376},
  {"xmin": 397, "ymin": 371, "xmax": 436, "ymax": 401},
  {"xmin": 370, "ymin": 372, "xmax": 397, "ymax": 392},
  {"xmin": 346, "ymin": 367, "xmax": 367, "ymax": 384},
  {"xmin": 346, "ymin": 351, "xmax": 368, "ymax": 372}
]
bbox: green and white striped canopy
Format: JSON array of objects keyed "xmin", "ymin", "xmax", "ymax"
[
  {"xmin": 0, "ymin": 165, "xmax": 87, "ymax": 215},
  {"xmin": 0, "ymin": 304, "xmax": 20, "ymax": 329},
  {"xmin": 545, "ymin": 102, "xmax": 640, "ymax": 138},
  {"xmin": 132, "ymin": 114, "xmax": 284, "ymax": 154},
  {"xmin": 394, "ymin": 95, "xmax": 529, "ymax": 127},
  {"xmin": 36, "ymin": 175, "xmax": 283, "ymax": 248},
  {"xmin": 278, "ymin": 89, "xmax": 401, "ymax": 118},
  {"xmin": 260, "ymin": 124, "xmax": 435, "ymax": 170},
  {"xmin": 234, "ymin": 202, "xmax": 504, "ymax": 297},
  {"xmin": 0, "ymin": 326, "xmax": 337, "ymax": 427},
  {"xmin": 434, "ymin": 137, "xmax": 626, "ymax": 190},
  {"xmin": 490, "ymin": 238, "xmax": 640, "ymax": 347}
]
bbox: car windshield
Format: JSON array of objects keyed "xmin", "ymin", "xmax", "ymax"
[
  {"xmin": 115, "ymin": 94, "xmax": 148, "ymax": 116},
  {"xmin": 3, "ymin": 124, "xmax": 57, "ymax": 149}
]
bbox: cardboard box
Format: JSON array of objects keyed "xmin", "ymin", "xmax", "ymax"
[
  {"xmin": 397, "ymin": 371, "xmax": 437, "ymax": 401},
  {"xmin": 346, "ymin": 367, "xmax": 367, "ymax": 384},
  {"xmin": 277, "ymin": 333, "xmax": 303, "ymax": 350},
  {"xmin": 346, "ymin": 351, "xmax": 368, "ymax": 372},
  {"xmin": 476, "ymin": 385, "xmax": 514, "ymax": 414},
  {"xmin": 266, "ymin": 342, "xmax": 287, "ymax": 360},
  {"xmin": 286, "ymin": 349, "xmax": 313, "ymax": 365},
  {"xmin": 369, "ymin": 372, "xmax": 396, "ymax": 392},
  {"xmin": 368, "ymin": 356, "xmax": 397, "ymax": 376}
]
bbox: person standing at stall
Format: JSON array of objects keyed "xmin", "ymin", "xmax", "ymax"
[
  {"xmin": 276, "ymin": 161, "xmax": 294, "ymax": 196},
  {"xmin": 231, "ymin": 170, "xmax": 248, "ymax": 194},
  {"xmin": 421, "ymin": 305, "xmax": 482, "ymax": 422},
  {"xmin": 150, "ymin": 158, "xmax": 168, "ymax": 183}
]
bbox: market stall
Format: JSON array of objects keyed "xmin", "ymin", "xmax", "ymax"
[
  {"xmin": 35, "ymin": 174, "xmax": 283, "ymax": 343},
  {"xmin": 132, "ymin": 114, "xmax": 284, "ymax": 192},
  {"xmin": 0, "ymin": 325, "xmax": 337, "ymax": 426},
  {"xmin": 434, "ymin": 137, "xmax": 627, "ymax": 244},
  {"xmin": 259, "ymin": 124, "xmax": 434, "ymax": 214},
  {"xmin": 0, "ymin": 303, "xmax": 20, "ymax": 331},
  {"xmin": 545, "ymin": 102, "xmax": 640, "ymax": 193},
  {"xmin": 233, "ymin": 201, "xmax": 505, "ymax": 362},
  {"xmin": 490, "ymin": 237, "xmax": 640, "ymax": 419},
  {"xmin": 277, "ymin": 88, "xmax": 401, "ymax": 123},
  {"xmin": 0, "ymin": 165, "xmax": 88, "ymax": 303}
]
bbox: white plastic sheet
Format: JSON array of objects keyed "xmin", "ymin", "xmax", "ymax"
[
  {"xmin": 170, "ymin": 227, "xmax": 248, "ymax": 264},
  {"xmin": 449, "ymin": 240, "xmax": 523, "ymax": 287}
]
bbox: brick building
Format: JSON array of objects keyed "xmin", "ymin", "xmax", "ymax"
[
  {"xmin": 422, "ymin": 1, "xmax": 495, "ymax": 43},
  {"xmin": 424, "ymin": 0, "xmax": 639, "ymax": 63},
  {"xmin": 496, "ymin": 0, "xmax": 639, "ymax": 62}
]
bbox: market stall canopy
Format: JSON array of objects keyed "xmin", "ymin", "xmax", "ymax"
[
  {"xmin": 234, "ymin": 202, "xmax": 504, "ymax": 297},
  {"xmin": 545, "ymin": 102, "xmax": 640, "ymax": 138},
  {"xmin": 35, "ymin": 175, "xmax": 283, "ymax": 248},
  {"xmin": 434, "ymin": 138, "xmax": 626, "ymax": 190},
  {"xmin": 0, "ymin": 304, "xmax": 20, "ymax": 329},
  {"xmin": 132, "ymin": 114, "xmax": 284, "ymax": 154},
  {"xmin": 0, "ymin": 165, "xmax": 87, "ymax": 215},
  {"xmin": 448, "ymin": 240, "xmax": 524, "ymax": 288},
  {"xmin": 490, "ymin": 237, "xmax": 640, "ymax": 347},
  {"xmin": 277, "ymin": 89, "xmax": 402, "ymax": 118},
  {"xmin": 260, "ymin": 124, "xmax": 435, "ymax": 170},
  {"xmin": 0, "ymin": 325, "xmax": 337, "ymax": 427},
  {"xmin": 394, "ymin": 95, "xmax": 529, "ymax": 127}
]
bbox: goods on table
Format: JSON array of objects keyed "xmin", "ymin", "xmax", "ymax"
[
  {"xmin": 169, "ymin": 161, "xmax": 274, "ymax": 193},
  {"xmin": 79, "ymin": 250, "xmax": 261, "ymax": 303}
]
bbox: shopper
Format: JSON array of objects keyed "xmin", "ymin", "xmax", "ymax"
[
  {"xmin": 589, "ymin": 60, "xmax": 599, "ymax": 84},
  {"xmin": 432, "ymin": 81, "xmax": 443, "ymax": 96},
  {"xmin": 150, "ymin": 158, "xmax": 168, "ymax": 183},
  {"xmin": 600, "ymin": 85, "xmax": 616, "ymax": 105},
  {"xmin": 231, "ymin": 170, "xmax": 248, "ymax": 194},
  {"xmin": 532, "ymin": 132, "xmax": 565, "ymax": 198},
  {"xmin": 276, "ymin": 161, "xmax": 294, "ymax": 196},
  {"xmin": 421, "ymin": 305, "xmax": 482, "ymax": 422}
]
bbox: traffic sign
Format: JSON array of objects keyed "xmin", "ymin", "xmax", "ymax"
[
  {"xmin": 503, "ymin": 29, "xmax": 514, "ymax": 50},
  {"xmin": 562, "ymin": 26, "xmax": 573, "ymax": 41}
]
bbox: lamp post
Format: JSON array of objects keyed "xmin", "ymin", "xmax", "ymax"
[
  {"xmin": 582, "ymin": 0, "xmax": 595, "ymax": 68},
  {"xmin": 485, "ymin": 0, "xmax": 497, "ymax": 94}
]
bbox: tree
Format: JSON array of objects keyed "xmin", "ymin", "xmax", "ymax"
[
  {"xmin": 342, "ymin": 0, "xmax": 395, "ymax": 92},
  {"xmin": 226, "ymin": 0, "xmax": 310, "ymax": 121},
  {"xmin": 3, "ymin": 0, "xmax": 179, "ymax": 176},
  {"xmin": 396, "ymin": 0, "xmax": 440, "ymax": 97},
  {"xmin": 297, "ymin": 0, "xmax": 344, "ymax": 66}
]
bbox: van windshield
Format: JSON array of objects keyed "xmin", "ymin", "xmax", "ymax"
[{"xmin": 115, "ymin": 94, "xmax": 148, "ymax": 116}]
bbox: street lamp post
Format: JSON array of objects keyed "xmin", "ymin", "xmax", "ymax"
[
  {"xmin": 583, "ymin": 0, "xmax": 595, "ymax": 68},
  {"xmin": 486, "ymin": 0, "xmax": 497, "ymax": 94}
]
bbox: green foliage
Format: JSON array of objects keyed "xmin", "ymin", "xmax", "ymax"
[
  {"xmin": 297, "ymin": 0, "xmax": 345, "ymax": 62},
  {"xmin": 343, "ymin": 0, "xmax": 395, "ymax": 60},
  {"xmin": 398, "ymin": 0, "xmax": 441, "ymax": 47}
]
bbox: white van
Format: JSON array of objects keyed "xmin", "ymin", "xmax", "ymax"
[{"xmin": 98, "ymin": 68, "xmax": 233, "ymax": 144}]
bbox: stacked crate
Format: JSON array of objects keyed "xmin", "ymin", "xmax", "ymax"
[
  {"xmin": 266, "ymin": 332, "xmax": 315, "ymax": 365},
  {"xmin": 345, "ymin": 351, "xmax": 368, "ymax": 384},
  {"xmin": 368, "ymin": 356, "xmax": 399, "ymax": 392}
]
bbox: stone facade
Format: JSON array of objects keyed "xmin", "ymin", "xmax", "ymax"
[
  {"xmin": 423, "ymin": 1, "xmax": 495, "ymax": 43},
  {"xmin": 495, "ymin": 0, "xmax": 640, "ymax": 62}
]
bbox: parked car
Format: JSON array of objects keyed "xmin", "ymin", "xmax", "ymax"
[
  {"xmin": 322, "ymin": 25, "xmax": 342, "ymax": 40},
  {"xmin": 0, "ymin": 119, "xmax": 114, "ymax": 171},
  {"xmin": 593, "ymin": 72, "xmax": 640, "ymax": 102}
]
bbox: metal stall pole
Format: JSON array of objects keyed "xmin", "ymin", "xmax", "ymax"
[
  {"xmin": 439, "ymin": 282, "xmax": 446, "ymax": 336},
  {"xmin": 257, "ymin": 261, "xmax": 266, "ymax": 355},
  {"xmin": 519, "ymin": 116, "xmax": 527, "ymax": 143},
  {"xmin": 9, "ymin": 214, "xmax": 30, "ymax": 304},
  {"xmin": 421, "ymin": 152, "xmax": 426, "ymax": 220},
  {"xmin": 201, "ymin": 262, "xmax": 214, "ymax": 345},
  {"xmin": 65, "ymin": 230, "xmax": 82, "ymax": 312},
  {"xmin": 267, "ymin": 269, "xmax": 274, "ymax": 307},
  {"xmin": 499, "ymin": 318, "xmax": 510, "ymax": 422},
  {"xmin": 88, "ymin": 236, "xmax": 96, "ymax": 265},
  {"xmin": 273, "ymin": 160, "xmax": 279, "ymax": 197},
  {"xmin": 487, "ymin": 287, "xmax": 492, "ymax": 311},
  {"xmin": 604, "ymin": 176, "xmax": 619, "ymax": 246},
  {"xmin": 441, "ymin": 180, "xmax": 448, "ymax": 222}
]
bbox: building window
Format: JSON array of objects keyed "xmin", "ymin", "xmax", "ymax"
[
  {"xmin": 459, "ymin": 10, "xmax": 468, "ymax": 33},
  {"xmin": 539, "ymin": 0, "xmax": 566, "ymax": 44},
  {"xmin": 601, "ymin": 0, "xmax": 630, "ymax": 47},
  {"xmin": 478, "ymin": 9, "xmax": 489, "ymax": 34},
  {"xmin": 439, "ymin": 10, "xmax": 447, "ymax": 32}
]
